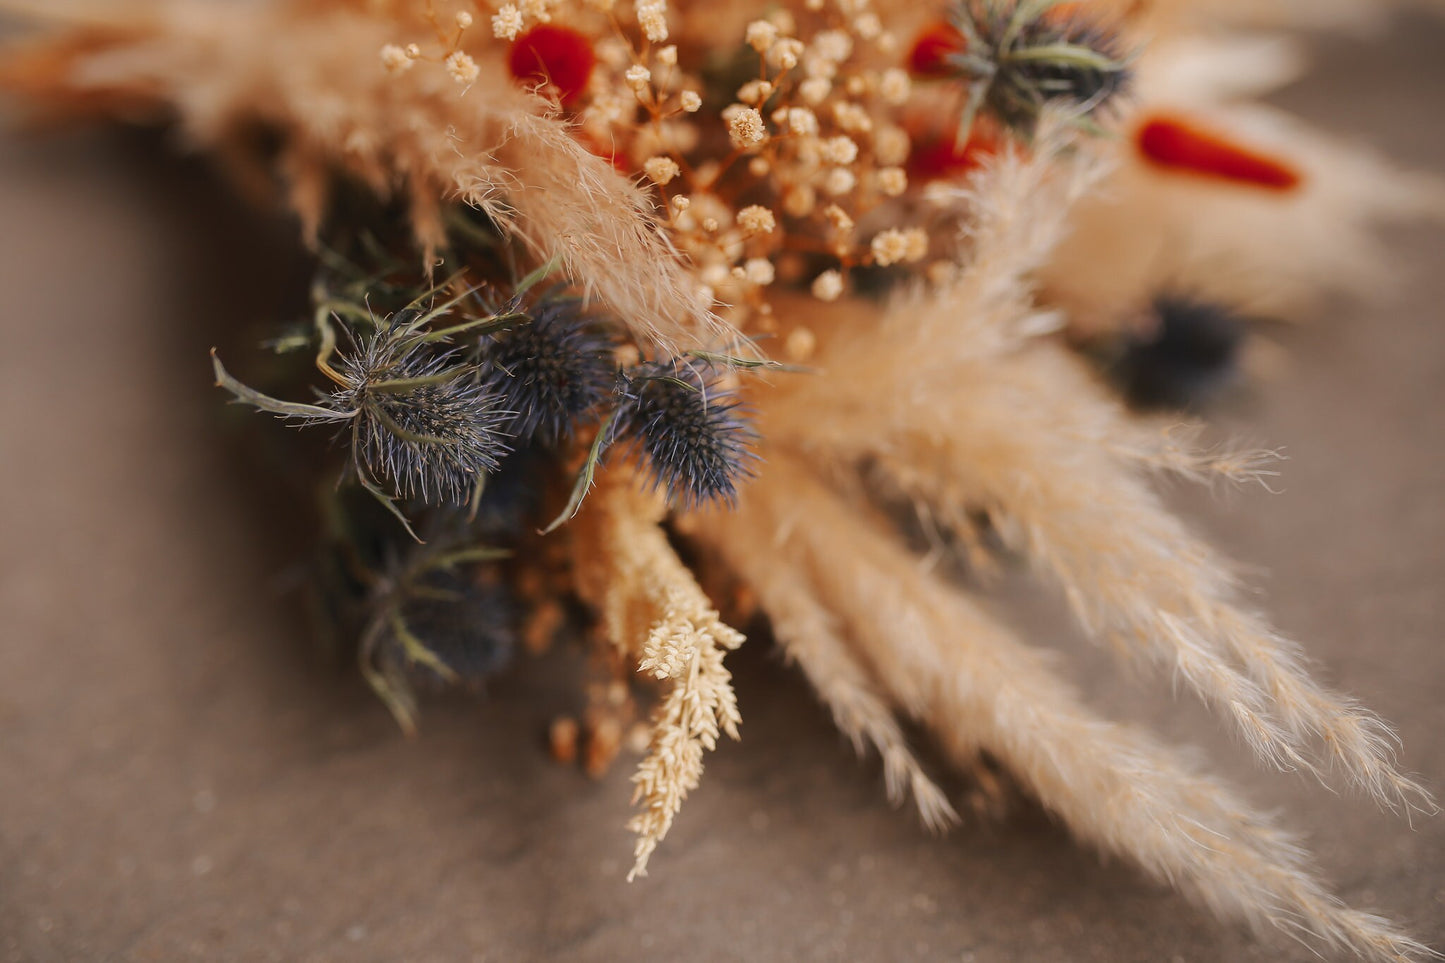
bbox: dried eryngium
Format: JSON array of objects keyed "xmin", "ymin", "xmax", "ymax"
[
  {"xmin": 910, "ymin": 0, "xmax": 1130, "ymax": 141},
  {"xmin": 615, "ymin": 359, "xmax": 757, "ymax": 510},
  {"xmin": 213, "ymin": 306, "xmax": 510, "ymax": 514}
]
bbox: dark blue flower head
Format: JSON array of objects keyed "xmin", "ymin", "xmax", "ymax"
[
  {"xmin": 1115, "ymin": 294, "xmax": 1245, "ymax": 411},
  {"xmin": 332, "ymin": 318, "xmax": 511, "ymax": 505},
  {"xmin": 484, "ymin": 296, "xmax": 615, "ymax": 445},
  {"xmin": 940, "ymin": 0, "xmax": 1129, "ymax": 139},
  {"xmin": 617, "ymin": 359, "xmax": 757, "ymax": 510}
]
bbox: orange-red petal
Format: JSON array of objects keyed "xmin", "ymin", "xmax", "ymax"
[{"xmin": 1136, "ymin": 114, "xmax": 1302, "ymax": 192}]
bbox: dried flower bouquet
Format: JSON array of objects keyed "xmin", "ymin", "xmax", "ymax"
[{"xmin": 1, "ymin": 0, "xmax": 1438, "ymax": 958}]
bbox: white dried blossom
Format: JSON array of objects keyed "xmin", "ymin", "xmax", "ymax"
[
  {"xmin": 786, "ymin": 106, "xmax": 820, "ymax": 137},
  {"xmin": 799, "ymin": 78, "xmax": 832, "ymax": 105},
  {"xmin": 521, "ymin": 0, "xmax": 552, "ymax": 23},
  {"xmin": 380, "ymin": 44, "xmax": 413, "ymax": 74},
  {"xmin": 870, "ymin": 228, "xmax": 911, "ymax": 266},
  {"xmin": 625, "ymin": 64, "xmax": 653, "ymax": 92},
  {"xmin": 824, "ymin": 167, "xmax": 856, "ymax": 196},
  {"xmin": 671, "ymin": 195, "xmax": 691, "ymax": 212},
  {"xmin": 766, "ymin": 38, "xmax": 804, "ymax": 71},
  {"xmin": 492, "ymin": 4, "xmax": 524, "ymax": 40},
  {"xmin": 656, "ymin": 44, "xmax": 677, "ymax": 66},
  {"xmin": 445, "ymin": 51, "xmax": 480, "ymax": 86},
  {"xmin": 737, "ymin": 205, "xmax": 777, "ymax": 235},
  {"xmin": 745, "ymin": 20, "xmax": 779, "ymax": 53},
  {"xmin": 643, "ymin": 155, "xmax": 681, "ymax": 185},
  {"xmin": 455, "ymin": 11, "xmax": 473, "ymax": 29},
  {"xmin": 737, "ymin": 80, "xmax": 773, "ymax": 104},
  {"xmin": 748, "ymin": 156, "xmax": 771, "ymax": 177},
  {"xmin": 879, "ymin": 68, "xmax": 910, "ymax": 105},
  {"xmin": 877, "ymin": 166, "xmax": 908, "ymax": 196},
  {"xmin": 726, "ymin": 106, "xmax": 767, "ymax": 148},
  {"xmin": 744, "ymin": 258, "xmax": 776, "ymax": 285},
  {"xmin": 823, "ymin": 204, "xmax": 854, "ymax": 234},
  {"xmin": 833, "ymin": 101, "xmax": 872, "ymax": 133},
  {"xmin": 902, "ymin": 227, "xmax": 929, "ymax": 262},
  {"xmin": 854, "ymin": 13, "xmax": 883, "ymax": 40},
  {"xmin": 873, "ymin": 125, "xmax": 910, "ymax": 166},
  {"xmin": 820, "ymin": 135, "xmax": 859, "ymax": 165},
  {"xmin": 679, "ymin": 90, "xmax": 702, "ymax": 112},
  {"xmin": 812, "ymin": 30, "xmax": 853, "ymax": 64},
  {"xmin": 768, "ymin": 9, "xmax": 796, "ymax": 34},
  {"xmin": 811, "ymin": 269, "xmax": 844, "ymax": 301},
  {"xmin": 637, "ymin": 0, "xmax": 669, "ymax": 42}
]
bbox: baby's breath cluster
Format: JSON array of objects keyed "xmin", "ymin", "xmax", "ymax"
[{"xmin": 372, "ymin": 0, "xmax": 1130, "ymax": 358}]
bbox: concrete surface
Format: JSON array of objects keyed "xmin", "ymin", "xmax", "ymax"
[{"xmin": 0, "ymin": 17, "xmax": 1442, "ymax": 963}]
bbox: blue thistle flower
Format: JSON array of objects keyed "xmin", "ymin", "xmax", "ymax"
[
  {"xmin": 483, "ymin": 297, "xmax": 615, "ymax": 445},
  {"xmin": 617, "ymin": 360, "xmax": 757, "ymax": 509},
  {"xmin": 936, "ymin": 0, "xmax": 1130, "ymax": 140},
  {"xmin": 330, "ymin": 322, "xmax": 511, "ymax": 505},
  {"xmin": 212, "ymin": 314, "xmax": 511, "ymax": 510},
  {"xmin": 1115, "ymin": 295, "xmax": 1245, "ymax": 411}
]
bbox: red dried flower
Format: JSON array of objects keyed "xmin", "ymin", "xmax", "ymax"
[
  {"xmin": 906, "ymin": 114, "xmax": 1006, "ymax": 181},
  {"xmin": 507, "ymin": 24, "xmax": 596, "ymax": 107},
  {"xmin": 907, "ymin": 20, "xmax": 966, "ymax": 77}
]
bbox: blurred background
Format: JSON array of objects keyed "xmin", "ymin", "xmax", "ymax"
[{"xmin": 0, "ymin": 7, "xmax": 1442, "ymax": 962}]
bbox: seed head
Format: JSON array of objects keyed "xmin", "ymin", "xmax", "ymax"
[
  {"xmin": 913, "ymin": 1, "xmax": 1129, "ymax": 139},
  {"xmin": 484, "ymin": 297, "xmax": 615, "ymax": 445},
  {"xmin": 617, "ymin": 360, "xmax": 757, "ymax": 509},
  {"xmin": 333, "ymin": 320, "xmax": 510, "ymax": 505}
]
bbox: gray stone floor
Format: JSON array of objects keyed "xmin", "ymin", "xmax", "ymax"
[{"xmin": 0, "ymin": 16, "xmax": 1441, "ymax": 963}]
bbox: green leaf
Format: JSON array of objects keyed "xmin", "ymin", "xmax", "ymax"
[
  {"xmin": 514, "ymin": 252, "xmax": 565, "ymax": 300},
  {"xmin": 211, "ymin": 350, "xmax": 355, "ymax": 421},
  {"xmin": 429, "ymin": 545, "xmax": 513, "ymax": 569},
  {"xmin": 541, "ymin": 409, "xmax": 618, "ymax": 534},
  {"xmin": 356, "ymin": 469, "xmax": 424, "ymax": 544},
  {"xmin": 1005, "ymin": 43, "xmax": 1122, "ymax": 71},
  {"xmin": 365, "ymin": 367, "xmax": 471, "ymax": 394},
  {"xmin": 389, "ymin": 612, "xmax": 459, "ymax": 683}
]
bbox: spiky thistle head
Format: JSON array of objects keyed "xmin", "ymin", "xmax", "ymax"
[
  {"xmin": 484, "ymin": 296, "xmax": 616, "ymax": 445},
  {"xmin": 1114, "ymin": 294, "xmax": 1246, "ymax": 411},
  {"xmin": 911, "ymin": 0, "xmax": 1129, "ymax": 141},
  {"xmin": 332, "ymin": 317, "xmax": 511, "ymax": 505},
  {"xmin": 616, "ymin": 360, "xmax": 757, "ymax": 510}
]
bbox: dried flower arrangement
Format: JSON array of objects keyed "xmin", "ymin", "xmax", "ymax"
[{"xmin": 1, "ymin": 0, "xmax": 1439, "ymax": 958}]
